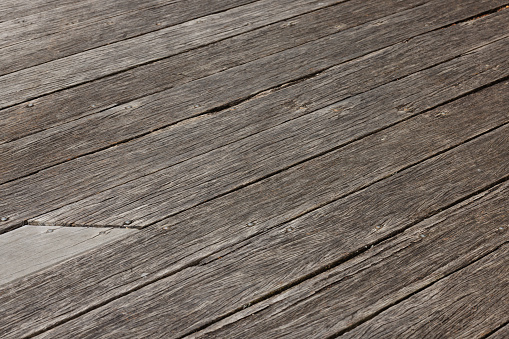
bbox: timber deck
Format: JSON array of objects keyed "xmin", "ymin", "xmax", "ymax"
[{"xmin": 1, "ymin": 0, "xmax": 508, "ymax": 338}]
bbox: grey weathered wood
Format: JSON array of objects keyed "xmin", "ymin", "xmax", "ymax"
[
  {"xmin": 487, "ymin": 323, "xmax": 509, "ymax": 339},
  {"xmin": 187, "ymin": 183, "xmax": 509, "ymax": 338},
  {"xmin": 340, "ymin": 245, "xmax": 509, "ymax": 339},
  {"xmin": 0, "ymin": 0, "xmax": 76, "ymax": 22},
  {"xmin": 1, "ymin": 89, "xmax": 508, "ymax": 338},
  {"xmin": 2, "ymin": 21, "xmax": 509, "ymax": 233},
  {"xmin": 27, "ymin": 37, "xmax": 509, "ymax": 228},
  {"xmin": 2, "ymin": 1, "xmax": 507, "ymax": 185},
  {"xmin": 0, "ymin": 0, "xmax": 260, "ymax": 75},
  {"xmin": 0, "ymin": 0, "xmax": 423, "ymax": 145},
  {"xmin": 0, "ymin": 0, "xmax": 348, "ymax": 108},
  {"xmin": 0, "ymin": 225, "xmax": 136, "ymax": 286}
]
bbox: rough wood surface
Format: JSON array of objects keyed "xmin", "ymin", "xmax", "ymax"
[
  {"xmin": 2, "ymin": 1, "xmax": 508, "ymax": 338},
  {"xmin": 2, "ymin": 1, "xmax": 508, "ymax": 184},
  {"xmin": 0, "ymin": 0, "xmax": 260, "ymax": 75},
  {"xmin": 1, "ymin": 91, "xmax": 508, "ymax": 338},
  {"xmin": 488, "ymin": 323, "xmax": 509, "ymax": 339},
  {"xmin": 341, "ymin": 244, "xmax": 509, "ymax": 339},
  {"xmin": 0, "ymin": 225, "xmax": 136, "ymax": 286},
  {"xmin": 25, "ymin": 123, "xmax": 509, "ymax": 339},
  {"xmin": 0, "ymin": 0, "xmax": 423, "ymax": 145},
  {"xmin": 2, "ymin": 7, "xmax": 509, "ymax": 233},
  {"xmin": 0, "ymin": 0, "xmax": 77, "ymax": 22},
  {"xmin": 0, "ymin": 0, "xmax": 349, "ymax": 109},
  {"xmin": 188, "ymin": 183, "xmax": 509, "ymax": 338},
  {"xmin": 26, "ymin": 34, "xmax": 509, "ymax": 228}
]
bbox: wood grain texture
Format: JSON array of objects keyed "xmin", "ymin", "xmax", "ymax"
[
  {"xmin": 27, "ymin": 122, "xmax": 509, "ymax": 339},
  {"xmin": 0, "ymin": 0, "xmax": 77, "ymax": 22},
  {"xmin": 2, "ymin": 7, "xmax": 509, "ymax": 233},
  {"xmin": 1, "ymin": 89, "xmax": 508, "ymax": 338},
  {"xmin": 0, "ymin": 0, "xmax": 265, "ymax": 75},
  {"xmin": 0, "ymin": 0, "xmax": 347, "ymax": 108},
  {"xmin": 27, "ymin": 35, "xmax": 509, "ymax": 228},
  {"xmin": 341, "ymin": 244, "xmax": 509, "ymax": 339},
  {"xmin": 2, "ymin": 1, "xmax": 508, "ymax": 184},
  {"xmin": 188, "ymin": 183, "xmax": 509, "ymax": 338},
  {"xmin": 0, "ymin": 225, "xmax": 136, "ymax": 286},
  {"xmin": 487, "ymin": 323, "xmax": 509, "ymax": 339},
  {"xmin": 0, "ymin": 0, "xmax": 423, "ymax": 145}
]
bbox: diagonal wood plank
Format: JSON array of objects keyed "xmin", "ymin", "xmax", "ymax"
[
  {"xmin": 2, "ymin": 1, "xmax": 508, "ymax": 185},
  {"xmin": 1, "ymin": 85, "xmax": 508, "ymax": 338},
  {"xmin": 0, "ymin": 0, "xmax": 77, "ymax": 22},
  {"xmin": 27, "ymin": 33, "xmax": 509, "ymax": 228},
  {"xmin": 0, "ymin": 0, "xmax": 424, "ymax": 145},
  {"xmin": 340, "ymin": 244, "xmax": 509, "ymax": 339},
  {"xmin": 2, "ymin": 17, "xmax": 509, "ymax": 232},
  {"xmin": 0, "ymin": 0, "xmax": 350, "ymax": 108},
  {"xmin": 487, "ymin": 323, "xmax": 509, "ymax": 339},
  {"xmin": 0, "ymin": 0, "xmax": 265, "ymax": 75},
  {"xmin": 186, "ymin": 183, "xmax": 509, "ymax": 338},
  {"xmin": 1, "ymin": 0, "xmax": 181, "ymax": 49},
  {"xmin": 0, "ymin": 226, "xmax": 136, "ymax": 286},
  {"xmin": 22, "ymin": 120, "xmax": 509, "ymax": 339}
]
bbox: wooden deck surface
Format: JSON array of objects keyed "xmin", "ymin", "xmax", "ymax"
[{"xmin": 1, "ymin": 0, "xmax": 508, "ymax": 338}]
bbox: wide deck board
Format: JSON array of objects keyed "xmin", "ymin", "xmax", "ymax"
[{"xmin": 1, "ymin": 0, "xmax": 508, "ymax": 337}]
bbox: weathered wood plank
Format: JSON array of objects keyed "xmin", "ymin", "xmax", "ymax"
[
  {"xmin": 0, "ymin": 0, "xmax": 260, "ymax": 75},
  {"xmin": 0, "ymin": 0, "xmax": 423, "ymax": 145},
  {"xmin": 2, "ymin": 20, "xmax": 509, "ymax": 233},
  {"xmin": 25, "ymin": 122, "xmax": 509, "ymax": 339},
  {"xmin": 0, "ymin": 225, "xmax": 136, "ymax": 286},
  {"xmin": 1, "ymin": 0, "xmax": 174, "ymax": 49},
  {"xmin": 0, "ymin": 0, "xmax": 349, "ymax": 108},
  {"xmin": 340, "ymin": 245, "xmax": 509, "ymax": 339},
  {"xmin": 186, "ymin": 183, "xmax": 509, "ymax": 338},
  {"xmin": 2, "ymin": 1, "xmax": 508, "ymax": 186},
  {"xmin": 28, "ymin": 36, "xmax": 509, "ymax": 228},
  {"xmin": 487, "ymin": 323, "xmax": 509, "ymax": 339},
  {"xmin": 2, "ymin": 89, "xmax": 508, "ymax": 338},
  {"xmin": 0, "ymin": 0, "xmax": 76, "ymax": 22}
]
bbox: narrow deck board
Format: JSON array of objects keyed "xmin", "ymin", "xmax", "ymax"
[
  {"xmin": 1, "ymin": 92, "xmax": 507, "ymax": 338},
  {"xmin": 0, "ymin": 0, "xmax": 76, "ymax": 22},
  {"xmin": 0, "ymin": 0, "xmax": 422, "ymax": 145},
  {"xmin": 0, "ymin": 225, "xmax": 136, "ymax": 286},
  {"xmin": 2, "ymin": 7, "xmax": 509, "ymax": 233},
  {"xmin": 341, "ymin": 245, "xmax": 509, "ymax": 339},
  {"xmin": 488, "ymin": 324, "xmax": 509, "ymax": 339},
  {"xmin": 0, "ymin": 0, "xmax": 280, "ymax": 76},
  {"xmin": 0, "ymin": 0, "xmax": 347, "ymax": 108},
  {"xmin": 188, "ymin": 183, "xmax": 509, "ymax": 338}
]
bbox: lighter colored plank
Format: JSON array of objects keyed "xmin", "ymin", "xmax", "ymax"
[{"xmin": 0, "ymin": 225, "xmax": 136, "ymax": 286}]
